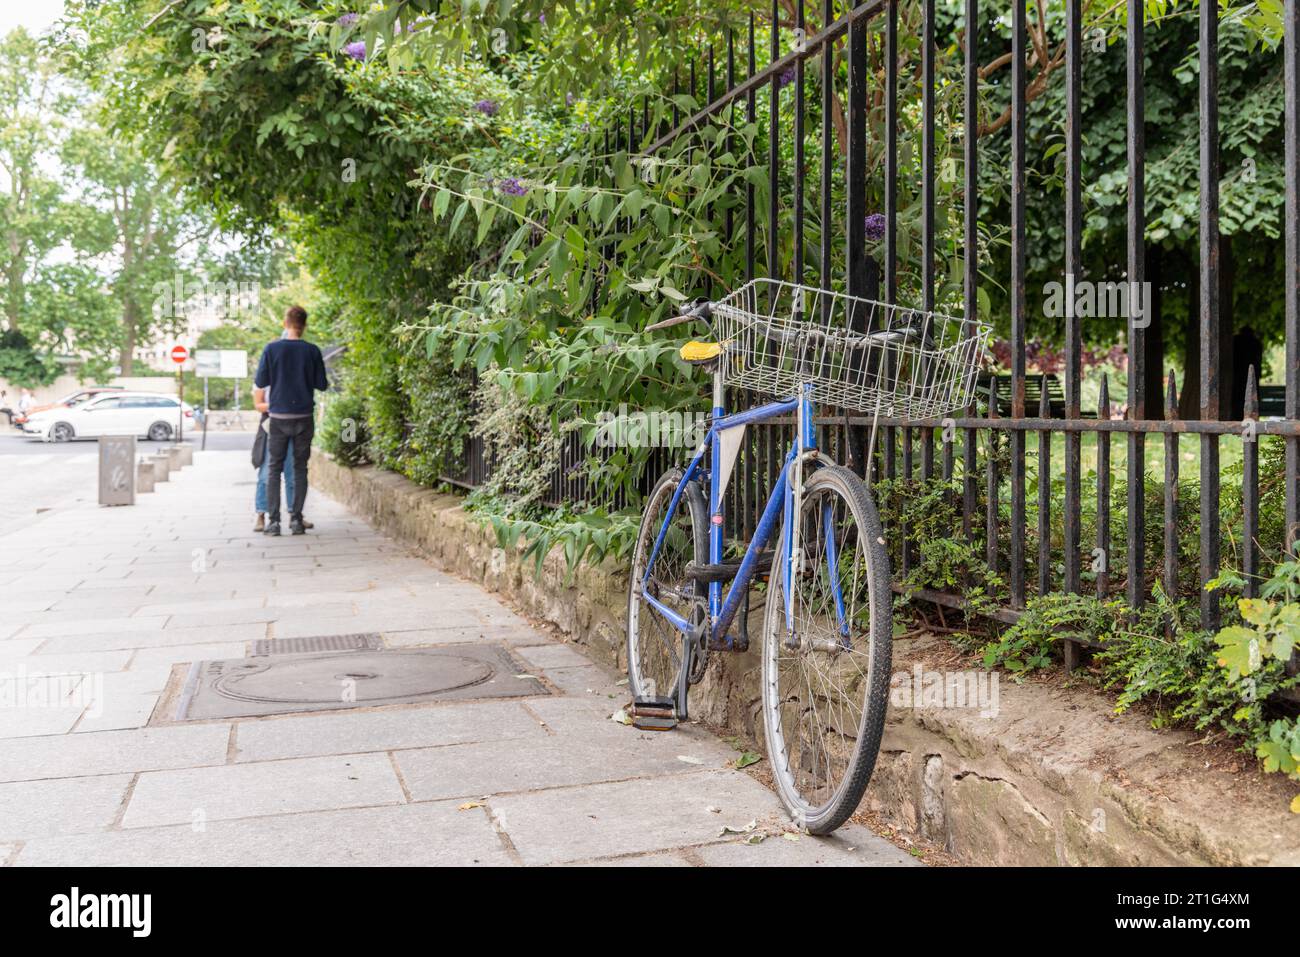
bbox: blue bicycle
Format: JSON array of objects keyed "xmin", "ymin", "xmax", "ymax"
[{"xmin": 626, "ymin": 279, "xmax": 986, "ymax": 833}]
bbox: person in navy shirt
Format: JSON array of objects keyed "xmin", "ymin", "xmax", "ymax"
[{"xmin": 253, "ymin": 305, "xmax": 328, "ymax": 535}]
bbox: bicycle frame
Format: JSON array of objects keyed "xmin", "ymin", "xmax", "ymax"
[{"xmin": 638, "ymin": 372, "xmax": 838, "ymax": 669}]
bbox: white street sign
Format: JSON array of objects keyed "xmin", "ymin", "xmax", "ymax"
[{"xmin": 195, "ymin": 349, "xmax": 249, "ymax": 378}]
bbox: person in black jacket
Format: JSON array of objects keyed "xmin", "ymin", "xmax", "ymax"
[
  {"xmin": 253, "ymin": 305, "xmax": 328, "ymax": 536},
  {"xmin": 251, "ymin": 384, "xmax": 313, "ymax": 532}
]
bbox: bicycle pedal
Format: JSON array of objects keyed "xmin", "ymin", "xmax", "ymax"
[{"xmin": 630, "ymin": 698, "xmax": 679, "ymax": 731}]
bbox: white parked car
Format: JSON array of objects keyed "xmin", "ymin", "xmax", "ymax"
[{"xmin": 21, "ymin": 391, "xmax": 196, "ymax": 443}]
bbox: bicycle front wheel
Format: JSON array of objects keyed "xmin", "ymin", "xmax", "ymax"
[{"xmin": 761, "ymin": 464, "xmax": 892, "ymax": 834}]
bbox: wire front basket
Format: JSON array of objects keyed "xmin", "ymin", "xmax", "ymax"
[{"xmin": 711, "ymin": 279, "xmax": 990, "ymax": 420}]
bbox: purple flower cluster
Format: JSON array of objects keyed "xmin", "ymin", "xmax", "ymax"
[
  {"xmin": 475, "ymin": 99, "xmax": 499, "ymax": 117},
  {"xmin": 498, "ymin": 178, "xmax": 528, "ymax": 196},
  {"xmin": 342, "ymin": 40, "xmax": 367, "ymax": 61},
  {"xmin": 565, "ymin": 92, "xmax": 575, "ymax": 107},
  {"xmin": 775, "ymin": 67, "xmax": 796, "ymax": 90},
  {"xmin": 865, "ymin": 213, "xmax": 886, "ymax": 241},
  {"xmin": 336, "ymin": 12, "xmax": 359, "ymax": 26}
]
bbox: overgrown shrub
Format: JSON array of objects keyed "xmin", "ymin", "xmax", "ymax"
[
  {"xmin": 876, "ymin": 471, "xmax": 1007, "ymax": 630},
  {"xmin": 471, "ymin": 370, "xmax": 564, "ymax": 513},
  {"xmin": 389, "ymin": 349, "xmax": 471, "ymax": 487},
  {"xmin": 318, "ymin": 389, "xmax": 370, "ymax": 466},
  {"xmin": 0, "ymin": 330, "xmax": 58, "ymax": 387}
]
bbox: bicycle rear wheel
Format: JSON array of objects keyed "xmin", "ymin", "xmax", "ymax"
[
  {"xmin": 761, "ymin": 464, "xmax": 892, "ymax": 834},
  {"xmin": 626, "ymin": 469, "xmax": 708, "ymax": 703}
]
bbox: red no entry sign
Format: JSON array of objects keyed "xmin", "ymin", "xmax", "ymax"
[{"xmin": 171, "ymin": 345, "xmax": 189, "ymax": 364}]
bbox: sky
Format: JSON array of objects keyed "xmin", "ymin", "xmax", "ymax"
[{"xmin": 1, "ymin": 0, "xmax": 66, "ymax": 38}]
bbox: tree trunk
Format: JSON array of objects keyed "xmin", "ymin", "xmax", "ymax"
[
  {"xmin": 120, "ymin": 300, "xmax": 136, "ymax": 376},
  {"xmin": 4, "ymin": 259, "xmax": 22, "ymax": 333},
  {"xmin": 119, "ymin": 216, "xmax": 136, "ymax": 375},
  {"xmin": 1231, "ymin": 327, "xmax": 1264, "ymax": 420}
]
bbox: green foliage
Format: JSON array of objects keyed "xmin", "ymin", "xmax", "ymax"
[
  {"xmin": 471, "ymin": 494, "xmax": 641, "ymax": 580},
  {"xmin": 60, "ymin": 115, "xmax": 206, "ymax": 373},
  {"xmin": 878, "ymin": 472, "xmax": 1007, "ymax": 627},
  {"xmin": 0, "ymin": 28, "xmax": 109, "ymax": 371},
  {"xmin": 0, "ymin": 29, "xmax": 70, "ymax": 332},
  {"xmin": 420, "ymin": 99, "xmax": 832, "ymax": 511},
  {"xmin": 71, "ymin": 0, "xmax": 480, "ymax": 483},
  {"xmin": 25, "ymin": 263, "xmax": 120, "ymax": 381},
  {"xmin": 981, "ymin": 592, "xmax": 1126, "ymax": 675},
  {"xmin": 1256, "ymin": 720, "xmax": 1300, "ymax": 785},
  {"xmin": 462, "ymin": 370, "xmax": 644, "ymax": 579},
  {"xmin": 318, "ymin": 387, "xmax": 370, "ymax": 466},
  {"xmin": 969, "ymin": 3, "xmax": 1293, "ymax": 353},
  {"xmin": 0, "ymin": 329, "xmax": 58, "ymax": 386},
  {"xmin": 393, "ymin": 352, "xmax": 472, "ymax": 486},
  {"xmin": 472, "ymin": 371, "xmax": 564, "ymax": 512},
  {"xmin": 1206, "ymin": 561, "xmax": 1300, "ymax": 805}
]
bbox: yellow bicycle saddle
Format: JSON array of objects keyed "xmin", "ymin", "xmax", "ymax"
[{"xmin": 679, "ymin": 341, "xmax": 723, "ymax": 364}]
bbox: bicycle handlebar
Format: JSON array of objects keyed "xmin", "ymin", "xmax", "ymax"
[{"xmin": 644, "ymin": 298, "xmax": 713, "ymax": 332}]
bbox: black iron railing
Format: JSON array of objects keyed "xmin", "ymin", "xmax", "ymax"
[{"xmin": 442, "ymin": 0, "xmax": 1300, "ymax": 668}]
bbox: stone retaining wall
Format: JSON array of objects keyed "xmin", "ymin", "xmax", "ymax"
[{"xmin": 313, "ymin": 454, "xmax": 1300, "ymax": 866}]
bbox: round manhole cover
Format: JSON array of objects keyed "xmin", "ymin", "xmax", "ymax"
[{"xmin": 213, "ymin": 650, "xmax": 495, "ymax": 705}]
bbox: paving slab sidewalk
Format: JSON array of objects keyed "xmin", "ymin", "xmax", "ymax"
[{"xmin": 0, "ymin": 448, "xmax": 915, "ymax": 867}]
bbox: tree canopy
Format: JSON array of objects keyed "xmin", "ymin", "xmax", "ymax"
[{"xmin": 59, "ymin": 0, "xmax": 1299, "ymax": 483}]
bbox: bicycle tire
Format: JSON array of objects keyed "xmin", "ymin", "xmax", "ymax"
[
  {"xmin": 626, "ymin": 468, "xmax": 709, "ymax": 704},
  {"xmin": 761, "ymin": 464, "xmax": 893, "ymax": 834}
]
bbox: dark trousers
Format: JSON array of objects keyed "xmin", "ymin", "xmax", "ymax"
[{"xmin": 266, "ymin": 416, "xmax": 314, "ymax": 522}]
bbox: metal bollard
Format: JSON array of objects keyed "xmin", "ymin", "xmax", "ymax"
[{"xmin": 98, "ymin": 435, "xmax": 136, "ymax": 506}]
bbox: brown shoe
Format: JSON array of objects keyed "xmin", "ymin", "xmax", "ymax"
[
  {"xmin": 254, "ymin": 513, "xmax": 265, "ymax": 532},
  {"xmin": 302, "ymin": 518, "xmax": 314, "ymax": 530}
]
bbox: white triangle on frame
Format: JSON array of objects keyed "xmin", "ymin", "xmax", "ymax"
[{"xmin": 714, "ymin": 422, "xmax": 747, "ymax": 505}]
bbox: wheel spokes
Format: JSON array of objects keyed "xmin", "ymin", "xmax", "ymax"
[
  {"xmin": 772, "ymin": 485, "xmax": 875, "ymax": 812},
  {"xmin": 631, "ymin": 480, "xmax": 698, "ymax": 700}
]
